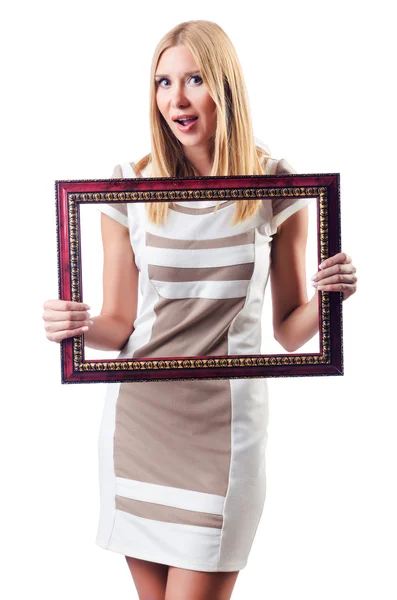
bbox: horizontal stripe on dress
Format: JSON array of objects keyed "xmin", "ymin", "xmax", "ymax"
[
  {"xmin": 146, "ymin": 229, "xmax": 255, "ymax": 249},
  {"xmin": 149, "ymin": 279, "xmax": 251, "ymax": 299},
  {"xmin": 115, "ymin": 496, "xmax": 223, "ymax": 529},
  {"xmin": 116, "ymin": 476, "xmax": 225, "ymax": 515},
  {"xmin": 148, "ymin": 262, "xmax": 254, "ymax": 282},
  {"xmin": 145, "ymin": 245, "xmax": 254, "ymax": 268}
]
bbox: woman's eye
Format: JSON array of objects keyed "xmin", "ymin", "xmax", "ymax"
[{"xmin": 156, "ymin": 75, "xmax": 202, "ymax": 87}]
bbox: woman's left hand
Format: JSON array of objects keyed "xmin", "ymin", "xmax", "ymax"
[{"xmin": 311, "ymin": 252, "xmax": 357, "ymax": 301}]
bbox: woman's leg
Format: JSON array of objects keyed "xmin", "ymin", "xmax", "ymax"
[
  {"xmin": 125, "ymin": 556, "xmax": 169, "ymax": 600},
  {"xmin": 165, "ymin": 567, "xmax": 240, "ymax": 600}
]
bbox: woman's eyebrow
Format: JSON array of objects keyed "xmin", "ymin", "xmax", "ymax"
[{"xmin": 155, "ymin": 70, "xmax": 201, "ymax": 78}]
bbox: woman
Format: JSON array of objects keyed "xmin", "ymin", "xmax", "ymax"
[{"xmin": 43, "ymin": 20, "xmax": 357, "ymax": 600}]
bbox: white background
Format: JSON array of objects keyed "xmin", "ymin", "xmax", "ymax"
[{"xmin": 1, "ymin": 1, "xmax": 396, "ymax": 598}]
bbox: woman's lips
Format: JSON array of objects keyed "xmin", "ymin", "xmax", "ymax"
[{"xmin": 174, "ymin": 117, "xmax": 198, "ymax": 133}]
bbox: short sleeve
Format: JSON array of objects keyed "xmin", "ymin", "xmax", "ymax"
[
  {"xmin": 96, "ymin": 164, "xmax": 129, "ymax": 228},
  {"xmin": 269, "ymin": 158, "xmax": 315, "ymax": 235}
]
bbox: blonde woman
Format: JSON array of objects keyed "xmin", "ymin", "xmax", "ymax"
[{"xmin": 43, "ymin": 20, "xmax": 357, "ymax": 600}]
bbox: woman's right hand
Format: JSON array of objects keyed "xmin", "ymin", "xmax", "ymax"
[{"xmin": 42, "ymin": 299, "xmax": 94, "ymax": 343}]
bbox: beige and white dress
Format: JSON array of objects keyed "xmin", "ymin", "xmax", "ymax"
[{"xmin": 95, "ymin": 156, "xmax": 313, "ymax": 572}]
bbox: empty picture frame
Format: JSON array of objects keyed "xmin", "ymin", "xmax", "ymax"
[{"xmin": 55, "ymin": 172, "xmax": 342, "ymax": 384}]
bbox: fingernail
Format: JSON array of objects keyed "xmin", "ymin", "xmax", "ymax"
[
  {"xmin": 82, "ymin": 326, "xmax": 89, "ymax": 331},
  {"xmin": 311, "ymin": 274, "xmax": 318, "ymax": 281},
  {"xmin": 85, "ymin": 304, "xmax": 91, "ymax": 309},
  {"xmin": 319, "ymin": 263, "xmax": 326, "ymax": 269},
  {"xmin": 89, "ymin": 320, "xmax": 94, "ymax": 325},
  {"xmin": 312, "ymin": 281, "xmax": 318, "ymax": 286}
]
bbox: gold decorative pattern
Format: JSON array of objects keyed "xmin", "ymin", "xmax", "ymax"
[
  {"xmin": 68, "ymin": 186, "xmax": 331, "ymax": 372},
  {"xmin": 69, "ymin": 185, "xmax": 322, "ymax": 204}
]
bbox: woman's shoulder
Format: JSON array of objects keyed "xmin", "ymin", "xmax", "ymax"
[
  {"xmin": 110, "ymin": 163, "xmax": 136, "ymax": 178},
  {"xmin": 112, "ymin": 154, "xmax": 152, "ymax": 179},
  {"xmin": 262, "ymin": 155, "xmax": 297, "ymax": 175}
]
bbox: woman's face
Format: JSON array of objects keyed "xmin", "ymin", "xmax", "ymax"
[{"xmin": 155, "ymin": 45, "xmax": 217, "ymax": 153}]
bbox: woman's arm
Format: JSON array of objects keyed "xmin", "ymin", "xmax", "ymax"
[
  {"xmin": 270, "ymin": 206, "xmax": 319, "ymax": 353},
  {"xmin": 83, "ymin": 213, "xmax": 139, "ymax": 351}
]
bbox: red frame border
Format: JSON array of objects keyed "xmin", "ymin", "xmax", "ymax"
[{"xmin": 55, "ymin": 172, "xmax": 342, "ymax": 384}]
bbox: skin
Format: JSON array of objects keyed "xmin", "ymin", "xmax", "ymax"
[
  {"xmin": 42, "ymin": 43, "xmax": 357, "ymax": 599},
  {"xmin": 155, "ymin": 44, "xmax": 217, "ymax": 177},
  {"xmin": 124, "ymin": 557, "xmax": 239, "ymax": 600}
]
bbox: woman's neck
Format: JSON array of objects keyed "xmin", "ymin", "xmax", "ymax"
[{"xmin": 183, "ymin": 145, "xmax": 214, "ymax": 177}]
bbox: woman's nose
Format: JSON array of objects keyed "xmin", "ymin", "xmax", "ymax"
[{"xmin": 171, "ymin": 83, "xmax": 189, "ymax": 108}]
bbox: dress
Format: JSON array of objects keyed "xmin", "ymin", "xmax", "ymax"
[{"xmin": 95, "ymin": 155, "xmax": 313, "ymax": 572}]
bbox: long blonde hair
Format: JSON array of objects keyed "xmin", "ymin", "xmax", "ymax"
[{"xmin": 134, "ymin": 20, "xmax": 270, "ymax": 226}]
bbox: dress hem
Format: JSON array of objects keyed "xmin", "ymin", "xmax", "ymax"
[{"xmin": 95, "ymin": 538, "xmax": 247, "ymax": 572}]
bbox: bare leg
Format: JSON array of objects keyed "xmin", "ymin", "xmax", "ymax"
[
  {"xmin": 165, "ymin": 566, "xmax": 240, "ymax": 600},
  {"xmin": 125, "ymin": 556, "xmax": 169, "ymax": 600}
]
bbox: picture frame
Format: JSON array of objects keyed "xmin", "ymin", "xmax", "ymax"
[{"xmin": 55, "ymin": 172, "xmax": 342, "ymax": 384}]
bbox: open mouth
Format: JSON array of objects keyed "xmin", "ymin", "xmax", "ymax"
[{"xmin": 175, "ymin": 117, "xmax": 198, "ymax": 126}]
